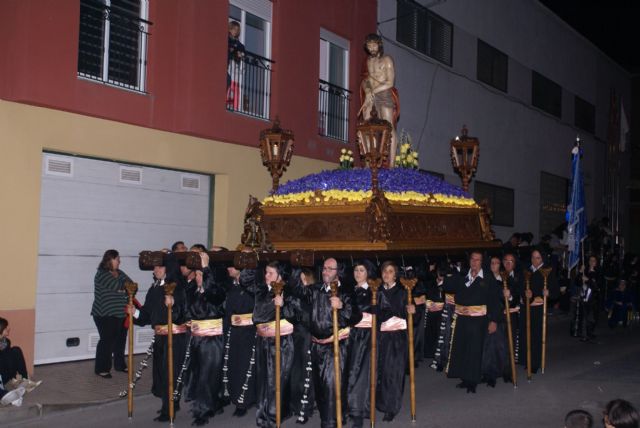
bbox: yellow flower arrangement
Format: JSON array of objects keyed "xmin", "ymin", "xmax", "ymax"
[
  {"xmin": 396, "ymin": 129, "xmax": 419, "ymax": 169},
  {"xmin": 338, "ymin": 148, "xmax": 355, "ymax": 169},
  {"xmin": 263, "ymin": 190, "xmax": 477, "ymax": 208}
]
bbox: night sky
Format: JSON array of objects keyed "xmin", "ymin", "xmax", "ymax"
[{"xmin": 539, "ymin": 0, "xmax": 640, "ymax": 74}]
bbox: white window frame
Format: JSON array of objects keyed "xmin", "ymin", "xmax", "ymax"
[
  {"xmin": 319, "ymin": 28, "xmax": 350, "ymax": 141},
  {"xmin": 228, "ymin": 0, "xmax": 273, "ymax": 118},
  {"xmin": 78, "ymin": 0, "xmax": 149, "ymax": 92}
]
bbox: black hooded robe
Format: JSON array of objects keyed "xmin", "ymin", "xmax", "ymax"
[{"xmin": 184, "ymin": 267, "xmax": 226, "ymax": 423}]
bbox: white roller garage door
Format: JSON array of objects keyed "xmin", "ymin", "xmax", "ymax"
[{"xmin": 35, "ymin": 153, "xmax": 212, "ymax": 364}]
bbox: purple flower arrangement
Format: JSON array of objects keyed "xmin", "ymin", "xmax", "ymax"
[{"xmin": 274, "ymin": 168, "xmax": 470, "ymax": 198}]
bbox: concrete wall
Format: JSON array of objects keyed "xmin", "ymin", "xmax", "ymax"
[
  {"xmin": 0, "ymin": 99, "xmax": 332, "ymax": 370},
  {"xmin": 378, "ymin": 0, "xmax": 631, "ymax": 242}
]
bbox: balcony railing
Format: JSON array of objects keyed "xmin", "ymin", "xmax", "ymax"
[
  {"xmin": 226, "ymin": 51, "xmax": 274, "ymax": 120},
  {"xmin": 318, "ymin": 80, "xmax": 351, "ymax": 142},
  {"xmin": 78, "ymin": 0, "xmax": 152, "ymax": 92}
]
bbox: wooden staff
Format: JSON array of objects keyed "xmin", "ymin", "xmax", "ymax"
[
  {"xmin": 164, "ymin": 282, "xmax": 177, "ymax": 424},
  {"xmin": 540, "ymin": 267, "xmax": 552, "ymax": 375},
  {"xmin": 499, "ymin": 273, "xmax": 517, "ymax": 388},
  {"xmin": 400, "ymin": 277, "xmax": 417, "ymax": 422},
  {"xmin": 272, "ymin": 280, "xmax": 285, "ymax": 428},
  {"xmin": 329, "ymin": 280, "xmax": 343, "ymax": 428},
  {"xmin": 124, "ymin": 281, "xmax": 138, "ymax": 418},
  {"xmin": 368, "ymin": 278, "xmax": 382, "ymax": 428},
  {"xmin": 523, "ymin": 271, "xmax": 532, "ymax": 381}
]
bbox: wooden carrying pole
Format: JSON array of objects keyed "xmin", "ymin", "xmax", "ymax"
[
  {"xmin": 164, "ymin": 282, "xmax": 177, "ymax": 424},
  {"xmin": 540, "ymin": 267, "xmax": 552, "ymax": 375},
  {"xmin": 329, "ymin": 281, "xmax": 343, "ymax": 428},
  {"xmin": 125, "ymin": 281, "xmax": 138, "ymax": 418},
  {"xmin": 368, "ymin": 279, "xmax": 382, "ymax": 428},
  {"xmin": 499, "ymin": 273, "xmax": 517, "ymax": 388},
  {"xmin": 523, "ymin": 272, "xmax": 532, "ymax": 381},
  {"xmin": 272, "ymin": 280, "xmax": 285, "ymax": 428},
  {"xmin": 400, "ymin": 278, "xmax": 417, "ymax": 422}
]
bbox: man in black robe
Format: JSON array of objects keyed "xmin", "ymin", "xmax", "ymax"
[
  {"xmin": 407, "ymin": 265, "xmax": 427, "ymax": 367},
  {"xmin": 346, "ymin": 259, "xmax": 376, "ymax": 428},
  {"xmin": 377, "ymin": 261, "xmax": 414, "ymax": 421},
  {"xmin": 431, "ymin": 263, "xmax": 458, "ymax": 371},
  {"xmin": 253, "ymin": 261, "xmax": 301, "ymax": 428},
  {"xmin": 445, "ymin": 251, "xmax": 500, "ymax": 393},
  {"xmin": 290, "ymin": 268, "xmax": 315, "ymax": 424},
  {"xmin": 424, "ymin": 263, "xmax": 446, "ymax": 360},
  {"xmin": 223, "ymin": 266, "xmax": 258, "ymax": 416},
  {"xmin": 128, "ymin": 256, "xmax": 189, "ymax": 422},
  {"xmin": 184, "ymin": 251, "xmax": 227, "ymax": 426},
  {"xmin": 502, "ymin": 252, "xmax": 522, "ymax": 375},
  {"xmin": 296, "ymin": 257, "xmax": 361, "ymax": 428},
  {"xmin": 519, "ymin": 249, "xmax": 558, "ymax": 375}
]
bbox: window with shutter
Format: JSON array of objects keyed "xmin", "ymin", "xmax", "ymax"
[
  {"xmin": 477, "ymin": 39, "xmax": 508, "ymax": 93},
  {"xmin": 77, "ymin": 0, "xmax": 151, "ymax": 92},
  {"xmin": 396, "ymin": 0, "xmax": 453, "ymax": 66},
  {"xmin": 574, "ymin": 96, "xmax": 595, "ymax": 134},
  {"xmin": 532, "ymin": 71, "xmax": 562, "ymax": 118}
]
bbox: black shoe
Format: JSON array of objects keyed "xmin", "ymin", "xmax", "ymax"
[
  {"xmin": 215, "ymin": 407, "xmax": 224, "ymax": 415},
  {"xmin": 351, "ymin": 416, "xmax": 363, "ymax": 428},
  {"xmin": 233, "ymin": 407, "xmax": 247, "ymax": 417},
  {"xmin": 466, "ymin": 384, "xmax": 477, "ymax": 393},
  {"xmin": 487, "ymin": 379, "xmax": 496, "ymax": 388},
  {"xmin": 114, "ymin": 366, "xmax": 127, "ymax": 373},
  {"xmin": 192, "ymin": 417, "xmax": 208, "ymax": 426},
  {"xmin": 96, "ymin": 372, "xmax": 112, "ymax": 379},
  {"xmin": 154, "ymin": 414, "xmax": 170, "ymax": 422},
  {"xmin": 436, "ymin": 365, "xmax": 444, "ymax": 372},
  {"xmin": 383, "ymin": 413, "xmax": 395, "ymax": 422},
  {"xmin": 296, "ymin": 416, "xmax": 309, "ymax": 424},
  {"xmin": 503, "ymin": 375, "xmax": 512, "ymax": 384}
]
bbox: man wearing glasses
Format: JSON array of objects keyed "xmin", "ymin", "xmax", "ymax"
[{"xmin": 294, "ymin": 258, "xmax": 361, "ymax": 428}]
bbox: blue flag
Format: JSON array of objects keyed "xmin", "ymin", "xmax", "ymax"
[{"xmin": 566, "ymin": 143, "xmax": 587, "ymax": 271}]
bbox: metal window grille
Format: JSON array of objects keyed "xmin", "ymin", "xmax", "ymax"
[
  {"xmin": 574, "ymin": 96, "xmax": 595, "ymax": 134},
  {"xmin": 396, "ymin": 0, "xmax": 453, "ymax": 66},
  {"xmin": 78, "ymin": 0, "xmax": 151, "ymax": 92},
  {"xmin": 532, "ymin": 71, "xmax": 562, "ymax": 118},
  {"xmin": 477, "ymin": 39, "xmax": 508, "ymax": 92},
  {"xmin": 474, "ymin": 181, "xmax": 515, "ymax": 227},
  {"xmin": 226, "ymin": 51, "xmax": 274, "ymax": 120},
  {"xmin": 318, "ymin": 80, "xmax": 351, "ymax": 142}
]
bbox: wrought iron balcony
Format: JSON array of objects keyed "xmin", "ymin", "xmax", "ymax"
[
  {"xmin": 226, "ymin": 51, "xmax": 274, "ymax": 120},
  {"xmin": 318, "ymin": 79, "xmax": 351, "ymax": 142},
  {"xmin": 77, "ymin": 0, "xmax": 152, "ymax": 92}
]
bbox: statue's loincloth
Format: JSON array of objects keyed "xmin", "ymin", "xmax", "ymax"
[{"xmin": 373, "ymin": 88, "xmax": 395, "ymax": 110}]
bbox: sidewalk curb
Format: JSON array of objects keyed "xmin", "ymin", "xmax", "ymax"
[{"xmin": 3, "ymin": 394, "xmax": 151, "ymax": 427}]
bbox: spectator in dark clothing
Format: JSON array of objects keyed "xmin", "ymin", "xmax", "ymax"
[
  {"xmin": 604, "ymin": 399, "xmax": 639, "ymax": 428},
  {"xmin": 564, "ymin": 409, "xmax": 593, "ymax": 428},
  {"xmin": 0, "ymin": 317, "xmax": 40, "ymax": 392},
  {"xmin": 607, "ymin": 280, "xmax": 635, "ymax": 329},
  {"xmin": 90, "ymin": 249, "xmax": 132, "ymax": 378}
]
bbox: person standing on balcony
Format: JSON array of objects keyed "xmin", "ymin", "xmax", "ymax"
[{"xmin": 228, "ymin": 20, "xmax": 245, "ymax": 89}]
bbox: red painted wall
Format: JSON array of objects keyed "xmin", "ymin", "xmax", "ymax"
[{"xmin": 0, "ymin": 0, "xmax": 377, "ymax": 162}]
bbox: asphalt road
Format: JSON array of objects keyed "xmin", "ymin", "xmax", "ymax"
[{"xmin": 12, "ymin": 314, "xmax": 640, "ymax": 428}]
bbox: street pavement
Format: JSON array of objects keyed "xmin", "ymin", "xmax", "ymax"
[{"xmin": 5, "ymin": 313, "xmax": 640, "ymax": 427}]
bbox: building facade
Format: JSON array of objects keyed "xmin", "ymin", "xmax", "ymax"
[
  {"xmin": 0, "ymin": 0, "xmax": 376, "ymax": 367},
  {"xmin": 378, "ymin": 0, "xmax": 631, "ymax": 243}
]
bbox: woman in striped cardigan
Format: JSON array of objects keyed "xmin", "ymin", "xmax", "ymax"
[{"xmin": 91, "ymin": 249, "xmax": 131, "ymax": 378}]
